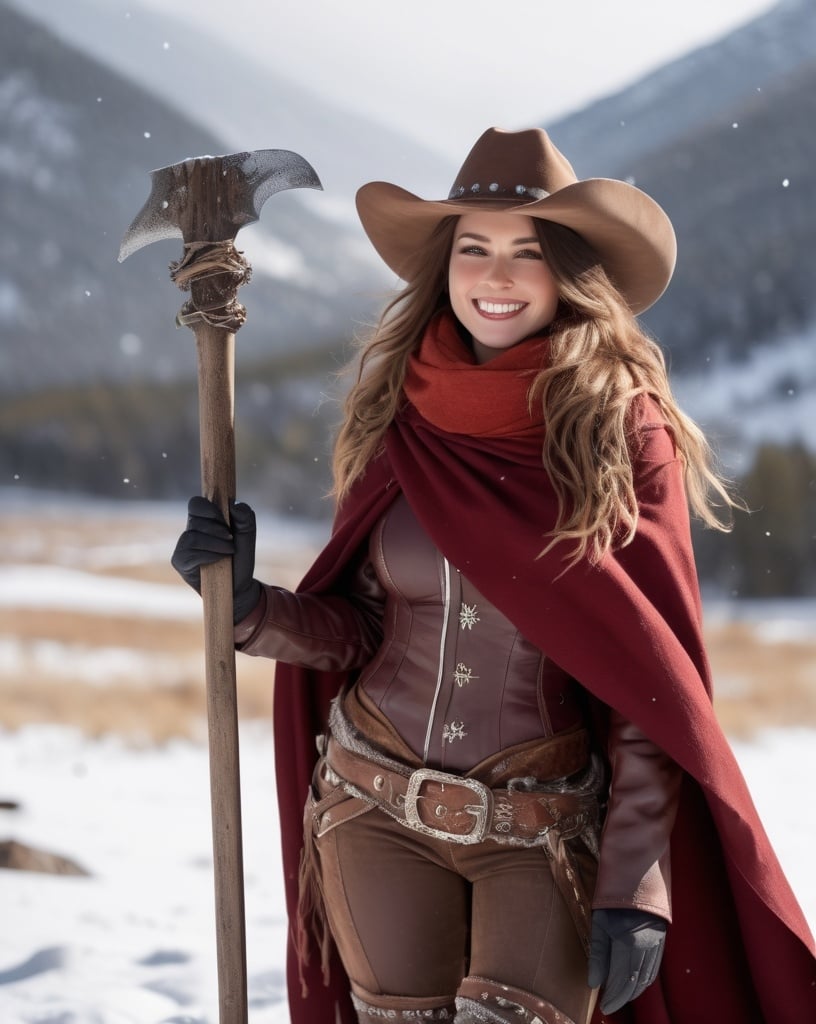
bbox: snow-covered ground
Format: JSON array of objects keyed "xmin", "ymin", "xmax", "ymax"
[
  {"xmin": 0, "ymin": 723, "xmax": 288, "ymax": 1024},
  {"xmin": 0, "ymin": 723, "xmax": 813, "ymax": 1024}
]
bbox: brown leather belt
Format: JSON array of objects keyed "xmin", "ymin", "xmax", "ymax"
[{"xmin": 323, "ymin": 735, "xmax": 597, "ymax": 846}]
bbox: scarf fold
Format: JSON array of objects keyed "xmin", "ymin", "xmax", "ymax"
[{"xmin": 403, "ymin": 308, "xmax": 548, "ymax": 438}]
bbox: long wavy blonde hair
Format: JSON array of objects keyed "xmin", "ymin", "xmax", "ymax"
[{"xmin": 332, "ymin": 214, "xmax": 736, "ymax": 565}]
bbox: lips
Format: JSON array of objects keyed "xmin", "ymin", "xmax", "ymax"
[{"xmin": 475, "ymin": 299, "xmax": 527, "ymax": 317}]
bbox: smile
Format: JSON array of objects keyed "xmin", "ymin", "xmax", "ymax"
[{"xmin": 475, "ymin": 300, "xmax": 527, "ymax": 316}]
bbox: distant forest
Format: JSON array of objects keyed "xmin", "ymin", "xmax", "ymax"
[
  {"xmin": 3, "ymin": 378, "xmax": 814, "ymax": 598},
  {"xmin": 694, "ymin": 441, "xmax": 816, "ymax": 598}
]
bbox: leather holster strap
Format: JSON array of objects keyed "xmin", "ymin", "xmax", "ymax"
[
  {"xmin": 468, "ymin": 726, "xmax": 590, "ymax": 787},
  {"xmin": 324, "ymin": 735, "xmax": 595, "ymax": 846}
]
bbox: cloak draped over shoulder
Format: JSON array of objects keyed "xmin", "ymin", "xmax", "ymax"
[{"xmin": 272, "ymin": 398, "xmax": 816, "ymax": 1024}]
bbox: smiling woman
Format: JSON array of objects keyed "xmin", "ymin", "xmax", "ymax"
[{"xmin": 170, "ymin": 127, "xmax": 816, "ymax": 1024}]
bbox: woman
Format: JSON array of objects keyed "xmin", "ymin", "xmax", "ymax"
[{"xmin": 173, "ymin": 128, "xmax": 815, "ymax": 1024}]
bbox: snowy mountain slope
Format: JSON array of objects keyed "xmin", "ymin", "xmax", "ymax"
[
  {"xmin": 0, "ymin": 0, "xmax": 389, "ymax": 397},
  {"xmin": 6, "ymin": 0, "xmax": 453, "ymax": 215},
  {"xmin": 542, "ymin": 0, "xmax": 816, "ymax": 456},
  {"xmin": 547, "ymin": 0, "xmax": 814, "ymax": 179}
]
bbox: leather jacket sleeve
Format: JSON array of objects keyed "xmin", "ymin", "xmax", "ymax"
[
  {"xmin": 592, "ymin": 710, "xmax": 683, "ymax": 923},
  {"xmin": 232, "ymin": 558, "xmax": 385, "ymax": 673}
]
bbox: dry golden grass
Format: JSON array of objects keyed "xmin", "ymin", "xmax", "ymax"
[
  {"xmin": 1, "ymin": 607, "xmax": 202, "ymax": 650},
  {"xmin": 1, "ymin": 502, "xmax": 305, "ymax": 742},
  {"xmin": 2, "ymin": 503, "xmax": 814, "ymax": 743},
  {"xmin": 708, "ymin": 622, "xmax": 816, "ymax": 735}
]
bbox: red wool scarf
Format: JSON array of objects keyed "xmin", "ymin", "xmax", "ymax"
[{"xmin": 403, "ymin": 309, "xmax": 548, "ymax": 437}]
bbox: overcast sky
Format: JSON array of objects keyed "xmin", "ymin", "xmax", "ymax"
[{"xmin": 138, "ymin": 0, "xmax": 777, "ymax": 159}]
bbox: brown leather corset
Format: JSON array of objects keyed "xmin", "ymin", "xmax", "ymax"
[{"xmin": 356, "ymin": 494, "xmax": 585, "ymax": 771}]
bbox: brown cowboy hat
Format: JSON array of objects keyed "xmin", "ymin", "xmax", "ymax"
[{"xmin": 356, "ymin": 127, "xmax": 677, "ymax": 314}]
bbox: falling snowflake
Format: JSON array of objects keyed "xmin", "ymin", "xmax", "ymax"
[
  {"xmin": 453, "ymin": 663, "xmax": 477, "ymax": 688},
  {"xmin": 443, "ymin": 721, "xmax": 467, "ymax": 743},
  {"xmin": 459, "ymin": 603, "xmax": 480, "ymax": 630}
]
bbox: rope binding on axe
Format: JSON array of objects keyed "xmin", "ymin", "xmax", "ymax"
[{"xmin": 169, "ymin": 239, "xmax": 253, "ymax": 331}]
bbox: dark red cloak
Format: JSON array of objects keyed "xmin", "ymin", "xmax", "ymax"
[{"xmin": 273, "ymin": 401, "xmax": 815, "ymax": 1024}]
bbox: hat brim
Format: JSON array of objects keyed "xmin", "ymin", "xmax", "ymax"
[{"xmin": 355, "ymin": 178, "xmax": 677, "ymax": 315}]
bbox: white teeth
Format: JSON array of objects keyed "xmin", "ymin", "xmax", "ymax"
[{"xmin": 477, "ymin": 300, "xmax": 525, "ymax": 314}]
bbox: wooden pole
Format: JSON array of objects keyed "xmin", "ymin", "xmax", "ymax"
[{"xmin": 195, "ymin": 322, "xmax": 248, "ymax": 1023}]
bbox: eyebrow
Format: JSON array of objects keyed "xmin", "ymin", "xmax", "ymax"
[{"xmin": 456, "ymin": 232, "xmax": 540, "ymax": 245}]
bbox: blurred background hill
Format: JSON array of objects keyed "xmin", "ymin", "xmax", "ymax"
[{"xmin": 1, "ymin": 0, "xmax": 814, "ymax": 594}]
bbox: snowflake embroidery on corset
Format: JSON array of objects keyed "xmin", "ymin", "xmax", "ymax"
[
  {"xmin": 459, "ymin": 602, "xmax": 480, "ymax": 630},
  {"xmin": 442, "ymin": 720, "xmax": 467, "ymax": 743},
  {"xmin": 453, "ymin": 663, "xmax": 478, "ymax": 688}
]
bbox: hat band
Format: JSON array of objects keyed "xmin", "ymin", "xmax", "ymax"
[{"xmin": 447, "ymin": 182, "xmax": 550, "ymax": 201}]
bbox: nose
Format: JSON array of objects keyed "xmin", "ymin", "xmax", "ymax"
[{"xmin": 483, "ymin": 256, "xmax": 514, "ymax": 288}]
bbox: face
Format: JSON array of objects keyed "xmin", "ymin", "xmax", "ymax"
[{"xmin": 448, "ymin": 212, "xmax": 560, "ymax": 364}]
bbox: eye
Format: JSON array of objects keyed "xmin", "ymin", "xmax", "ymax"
[
  {"xmin": 459, "ymin": 244, "xmax": 487, "ymax": 256},
  {"xmin": 516, "ymin": 248, "xmax": 543, "ymax": 260}
]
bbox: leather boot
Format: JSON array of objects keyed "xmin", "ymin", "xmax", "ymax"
[{"xmin": 455, "ymin": 976, "xmax": 577, "ymax": 1024}]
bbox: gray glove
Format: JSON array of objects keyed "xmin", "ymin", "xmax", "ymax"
[
  {"xmin": 171, "ymin": 496, "xmax": 261, "ymax": 624},
  {"xmin": 588, "ymin": 908, "xmax": 667, "ymax": 1014}
]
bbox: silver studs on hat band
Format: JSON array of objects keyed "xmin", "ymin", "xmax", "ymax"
[{"xmin": 447, "ymin": 183, "xmax": 550, "ymax": 201}]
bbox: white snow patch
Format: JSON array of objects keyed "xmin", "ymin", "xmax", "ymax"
[
  {"xmin": 675, "ymin": 328, "xmax": 816, "ymax": 458},
  {"xmin": 704, "ymin": 598, "xmax": 816, "ymax": 643},
  {"xmin": 0, "ymin": 565, "xmax": 202, "ymax": 620},
  {"xmin": 0, "ymin": 723, "xmax": 289, "ymax": 1024},
  {"xmin": 240, "ymin": 233, "xmax": 309, "ymax": 284},
  {"xmin": 0, "ymin": 636, "xmax": 202, "ymax": 688}
]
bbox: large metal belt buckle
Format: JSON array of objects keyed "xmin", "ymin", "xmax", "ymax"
[{"xmin": 403, "ymin": 768, "xmax": 493, "ymax": 845}]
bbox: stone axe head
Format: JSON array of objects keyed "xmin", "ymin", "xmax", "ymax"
[
  {"xmin": 118, "ymin": 148, "xmax": 322, "ymax": 262},
  {"xmin": 119, "ymin": 148, "xmax": 322, "ymax": 332}
]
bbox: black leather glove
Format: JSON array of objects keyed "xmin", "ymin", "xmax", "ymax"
[
  {"xmin": 588, "ymin": 908, "xmax": 667, "ymax": 1014},
  {"xmin": 171, "ymin": 496, "xmax": 261, "ymax": 624}
]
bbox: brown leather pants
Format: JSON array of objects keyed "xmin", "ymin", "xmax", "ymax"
[{"xmin": 309, "ymin": 771, "xmax": 598, "ymax": 1024}]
